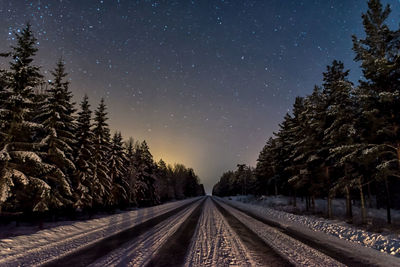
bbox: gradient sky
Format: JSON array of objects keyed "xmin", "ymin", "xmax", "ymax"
[{"xmin": 1, "ymin": 0, "xmax": 400, "ymax": 194}]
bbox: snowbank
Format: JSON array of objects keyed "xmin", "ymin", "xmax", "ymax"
[{"xmin": 223, "ymin": 196, "xmax": 400, "ymax": 258}]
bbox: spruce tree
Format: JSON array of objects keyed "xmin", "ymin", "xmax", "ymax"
[
  {"xmin": 134, "ymin": 141, "xmax": 158, "ymax": 205},
  {"xmin": 73, "ymin": 95, "xmax": 95, "ymax": 210},
  {"xmin": 34, "ymin": 59, "xmax": 76, "ymax": 208},
  {"xmin": 125, "ymin": 137, "xmax": 137, "ymax": 206},
  {"xmin": 92, "ymin": 98, "xmax": 112, "ymax": 207},
  {"xmin": 155, "ymin": 159, "xmax": 169, "ymax": 202},
  {"xmin": 109, "ymin": 131, "xmax": 128, "ymax": 207},
  {"xmin": 0, "ymin": 24, "xmax": 59, "ymax": 213}
]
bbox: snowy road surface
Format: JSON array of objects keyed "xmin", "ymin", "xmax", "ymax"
[{"xmin": 0, "ymin": 196, "xmax": 399, "ymax": 266}]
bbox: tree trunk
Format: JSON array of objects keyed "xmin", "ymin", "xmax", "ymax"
[
  {"xmin": 345, "ymin": 186, "xmax": 353, "ymax": 223},
  {"xmin": 384, "ymin": 177, "xmax": 391, "ymax": 224},
  {"xmin": 311, "ymin": 195, "xmax": 315, "ymax": 213},
  {"xmin": 293, "ymin": 190, "xmax": 297, "ymax": 208},
  {"xmin": 358, "ymin": 177, "xmax": 367, "ymax": 224},
  {"xmin": 367, "ymin": 182, "xmax": 373, "ymax": 208},
  {"xmin": 274, "ymin": 179, "xmax": 278, "ymax": 197},
  {"xmin": 305, "ymin": 195, "xmax": 309, "ymax": 212},
  {"xmin": 327, "ymin": 195, "xmax": 332, "ymax": 218}
]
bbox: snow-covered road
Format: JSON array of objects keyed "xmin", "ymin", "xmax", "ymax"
[
  {"xmin": 184, "ymin": 198, "xmax": 257, "ymax": 266},
  {"xmin": 90, "ymin": 199, "xmax": 203, "ymax": 266},
  {"xmin": 0, "ymin": 197, "xmax": 201, "ymax": 266},
  {"xmin": 1, "ymin": 196, "xmax": 399, "ymax": 266}
]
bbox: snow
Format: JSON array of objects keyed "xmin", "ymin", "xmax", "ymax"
[
  {"xmin": 215, "ymin": 198, "xmax": 344, "ymax": 267},
  {"xmin": 0, "ymin": 197, "xmax": 201, "ymax": 266},
  {"xmin": 227, "ymin": 195, "xmax": 400, "ymax": 256},
  {"xmin": 221, "ymin": 196, "xmax": 400, "ymax": 266},
  {"xmin": 185, "ymin": 198, "xmax": 256, "ymax": 266},
  {"xmin": 90, "ymin": 199, "xmax": 203, "ymax": 266}
]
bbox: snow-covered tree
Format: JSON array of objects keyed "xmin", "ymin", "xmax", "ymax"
[
  {"xmin": 92, "ymin": 98, "xmax": 112, "ymax": 207},
  {"xmin": 0, "ymin": 24, "xmax": 62, "ymax": 213},
  {"xmin": 134, "ymin": 141, "xmax": 158, "ymax": 205},
  {"xmin": 322, "ymin": 60, "xmax": 357, "ymax": 221},
  {"xmin": 155, "ymin": 159, "xmax": 169, "ymax": 202},
  {"xmin": 34, "ymin": 59, "xmax": 76, "ymax": 208},
  {"xmin": 352, "ymin": 0, "xmax": 400, "ymax": 224},
  {"xmin": 73, "ymin": 95, "xmax": 95, "ymax": 210},
  {"xmin": 124, "ymin": 137, "xmax": 137, "ymax": 206},
  {"xmin": 109, "ymin": 131, "xmax": 128, "ymax": 207}
]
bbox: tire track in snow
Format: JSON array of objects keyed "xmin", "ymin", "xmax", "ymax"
[
  {"xmin": 43, "ymin": 198, "xmax": 203, "ymax": 267},
  {"xmin": 146, "ymin": 198, "xmax": 205, "ymax": 267},
  {"xmin": 0, "ymin": 197, "xmax": 202, "ymax": 267},
  {"xmin": 184, "ymin": 197, "xmax": 260, "ymax": 267},
  {"xmin": 89, "ymin": 198, "xmax": 204, "ymax": 267},
  {"xmin": 214, "ymin": 198, "xmax": 345, "ymax": 267}
]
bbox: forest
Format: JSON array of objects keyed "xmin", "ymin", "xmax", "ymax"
[
  {"xmin": 213, "ymin": 0, "xmax": 400, "ymax": 224},
  {"xmin": 0, "ymin": 24, "xmax": 205, "ymax": 219}
]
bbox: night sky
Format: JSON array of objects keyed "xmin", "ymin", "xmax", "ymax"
[{"xmin": 1, "ymin": 0, "xmax": 400, "ymax": 193}]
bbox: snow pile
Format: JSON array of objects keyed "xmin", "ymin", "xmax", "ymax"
[
  {"xmin": 0, "ymin": 197, "xmax": 201, "ymax": 266},
  {"xmin": 224, "ymin": 196, "xmax": 400, "ymax": 257}
]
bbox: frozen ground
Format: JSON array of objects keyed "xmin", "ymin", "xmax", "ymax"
[
  {"xmin": 222, "ymin": 196, "xmax": 400, "ymax": 261},
  {"xmin": 184, "ymin": 198, "xmax": 257, "ymax": 266},
  {"xmin": 0, "ymin": 197, "xmax": 201, "ymax": 266}
]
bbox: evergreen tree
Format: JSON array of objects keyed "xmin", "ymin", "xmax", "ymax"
[
  {"xmin": 0, "ymin": 24, "xmax": 60, "ymax": 213},
  {"xmin": 73, "ymin": 95, "xmax": 95, "ymax": 210},
  {"xmin": 34, "ymin": 59, "xmax": 76, "ymax": 208},
  {"xmin": 353, "ymin": 0, "xmax": 400, "ymax": 223},
  {"xmin": 92, "ymin": 98, "xmax": 112, "ymax": 207},
  {"xmin": 155, "ymin": 159, "xmax": 169, "ymax": 202},
  {"xmin": 134, "ymin": 141, "xmax": 158, "ymax": 205},
  {"xmin": 109, "ymin": 131, "xmax": 128, "ymax": 207},
  {"xmin": 322, "ymin": 60, "xmax": 357, "ymax": 221},
  {"xmin": 125, "ymin": 137, "xmax": 137, "ymax": 206}
]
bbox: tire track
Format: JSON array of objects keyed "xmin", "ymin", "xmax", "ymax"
[
  {"xmin": 145, "ymin": 198, "xmax": 206, "ymax": 267},
  {"xmin": 214, "ymin": 198, "xmax": 344, "ymax": 267},
  {"xmin": 212, "ymin": 198, "xmax": 292, "ymax": 267},
  {"xmin": 43, "ymin": 198, "xmax": 203, "ymax": 267},
  {"xmin": 185, "ymin": 198, "xmax": 260, "ymax": 267}
]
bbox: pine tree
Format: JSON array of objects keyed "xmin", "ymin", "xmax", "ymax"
[
  {"xmin": 353, "ymin": 0, "xmax": 400, "ymax": 224},
  {"xmin": 92, "ymin": 98, "xmax": 112, "ymax": 207},
  {"xmin": 73, "ymin": 95, "xmax": 95, "ymax": 210},
  {"xmin": 125, "ymin": 137, "xmax": 137, "ymax": 206},
  {"xmin": 155, "ymin": 159, "xmax": 169, "ymax": 202},
  {"xmin": 109, "ymin": 131, "xmax": 128, "ymax": 207},
  {"xmin": 322, "ymin": 60, "xmax": 357, "ymax": 222},
  {"xmin": 34, "ymin": 59, "xmax": 76, "ymax": 208},
  {"xmin": 134, "ymin": 141, "xmax": 158, "ymax": 205},
  {"xmin": 0, "ymin": 24, "xmax": 61, "ymax": 213}
]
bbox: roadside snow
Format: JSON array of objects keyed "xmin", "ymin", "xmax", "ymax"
[
  {"xmin": 233, "ymin": 195, "xmax": 400, "ymax": 225},
  {"xmin": 226, "ymin": 195, "xmax": 400, "ymax": 257},
  {"xmin": 215, "ymin": 198, "xmax": 344, "ymax": 267},
  {"xmin": 185, "ymin": 198, "xmax": 257, "ymax": 267},
  {"xmin": 0, "ymin": 197, "xmax": 201, "ymax": 266},
  {"xmin": 90, "ymin": 200, "xmax": 202, "ymax": 266}
]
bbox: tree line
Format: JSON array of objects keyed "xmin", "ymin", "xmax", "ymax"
[
  {"xmin": 213, "ymin": 0, "xmax": 400, "ymax": 224},
  {"xmin": 0, "ymin": 24, "xmax": 205, "ymax": 217}
]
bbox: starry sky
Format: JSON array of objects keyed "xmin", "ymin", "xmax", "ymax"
[{"xmin": 1, "ymin": 0, "xmax": 400, "ymax": 194}]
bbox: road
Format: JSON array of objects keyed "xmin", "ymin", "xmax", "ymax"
[{"xmin": 1, "ymin": 196, "xmax": 399, "ymax": 266}]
